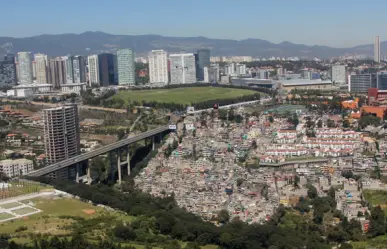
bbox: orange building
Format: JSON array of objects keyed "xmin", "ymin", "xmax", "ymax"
[
  {"xmin": 360, "ymin": 106, "xmax": 387, "ymax": 119},
  {"xmin": 342, "ymin": 99, "xmax": 358, "ymax": 109}
]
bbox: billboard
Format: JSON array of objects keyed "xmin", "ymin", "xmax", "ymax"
[{"xmin": 169, "ymin": 125, "xmax": 177, "ymax": 130}]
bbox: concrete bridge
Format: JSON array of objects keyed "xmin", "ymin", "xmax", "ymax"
[{"xmin": 28, "ymin": 125, "xmax": 171, "ymax": 183}]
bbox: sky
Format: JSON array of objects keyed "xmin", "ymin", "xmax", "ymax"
[{"xmin": 1, "ymin": 0, "xmax": 386, "ymax": 47}]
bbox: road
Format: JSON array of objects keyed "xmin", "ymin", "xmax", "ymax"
[{"xmin": 28, "ymin": 125, "xmax": 170, "ymax": 177}]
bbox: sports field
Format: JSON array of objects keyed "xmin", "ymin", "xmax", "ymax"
[{"xmin": 113, "ymin": 87, "xmax": 257, "ymax": 105}]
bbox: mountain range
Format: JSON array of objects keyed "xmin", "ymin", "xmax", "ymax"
[{"xmin": 0, "ymin": 31, "xmax": 383, "ymax": 59}]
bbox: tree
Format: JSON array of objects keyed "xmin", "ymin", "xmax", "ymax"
[
  {"xmin": 327, "ymin": 119, "xmax": 335, "ymax": 128},
  {"xmin": 114, "ymin": 223, "xmax": 137, "ymax": 240},
  {"xmin": 90, "ymin": 157, "xmax": 108, "ymax": 183},
  {"xmin": 117, "ymin": 129, "xmax": 126, "ymax": 140},
  {"xmin": 340, "ymin": 243, "xmax": 353, "ymax": 249},
  {"xmin": 369, "ymin": 206, "xmax": 386, "ymax": 237},
  {"xmin": 343, "ymin": 119, "xmax": 350, "ymax": 128},
  {"xmin": 307, "ymin": 184, "xmax": 318, "ymax": 199},
  {"xmin": 217, "ymin": 209, "xmax": 230, "ymax": 224},
  {"xmin": 184, "ymin": 242, "xmax": 201, "ymax": 249},
  {"xmin": 268, "ymin": 116, "xmax": 274, "ymax": 123},
  {"xmin": 317, "ymin": 120, "xmax": 323, "ymax": 128}
]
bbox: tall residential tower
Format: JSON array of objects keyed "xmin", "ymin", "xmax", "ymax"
[
  {"xmin": 34, "ymin": 53, "xmax": 48, "ymax": 83},
  {"xmin": 88, "ymin": 55, "xmax": 100, "ymax": 86},
  {"xmin": 117, "ymin": 48, "xmax": 135, "ymax": 86},
  {"xmin": 148, "ymin": 50, "xmax": 168, "ymax": 84},
  {"xmin": 196, "ymin": 49, "xmax": 210, "ymax": 81},
  {"xmin": 17, "ymin": 52, "xmax": 33, "ymax": 84},
  {"xmin": 169, "ymin": 53, "xmax": 196, "ymax": 84},
  {"xmin": 375, "ymin": 36, "xmax": 381, "ymax": 63}
]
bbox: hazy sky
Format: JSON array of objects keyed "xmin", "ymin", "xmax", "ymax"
[{"xmin": 1, "ymin": 0, "xmax": 385, "ymax": 47}]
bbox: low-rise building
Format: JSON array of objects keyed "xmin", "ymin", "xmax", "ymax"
[{"xmin": 0, "ymin": 158, "xmax": 34, "ymax": 177}]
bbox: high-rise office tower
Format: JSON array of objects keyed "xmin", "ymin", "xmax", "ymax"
[
  {"xmin": 64, "ymin": 56, "xmax": 74, "ymax": 83},
  {"xmin": 196, "ymin": 49, "xmax": 210, "ymax": 81},
  {"xmin": 148, "ymin": 50, "xmax": 168, "ymax": 84},
  {"xmin": 72, "ymin": 56, "xmax": 86, "ymax": 83},
  {"xmin": 43, "ymin": 105, "xmax": 80, "ymax": 164},
  {"xmin": 117, "ymin": 48, "xmax": 135, "ymax": 86},
  {"xmin": 169, "ymin": 53, "xmax": 196, "ymax": 84},
  {"xmin": 17, "ymin": 52, "xmax": 33, "ymax": 84},
  {"xmin": 375, "ymin": 36, "xmax": 381, "ymax": 63},
  {"xmin": 348, "ymin": 73, "xmax": 377, "ymax": 93},
  {"xmin": 0, "ymin": 54, "xmax": 17, "ymax": 87},
  {"xmin": 48, "ymin": 57, "xmax": 66, "ymax": 88},
  {"xmin": 87, "ymin": 55, "xmax": 99, "ymax": 86},
  {"xmin": 98, "ymin": 53, "xmax": 116, "ymax": 86},
  {"xmin": 331, "ymin": 65, "xmax": 346, "ymax": 84},
  {"xmin": 34, "ymin": 53, "xmax": 48, "ymax": 83}
]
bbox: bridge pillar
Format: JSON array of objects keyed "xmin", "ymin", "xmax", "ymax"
[
  {"xmin": 152, "ymin": 136, "xmax": 155, "ymax": 151},
  {"xmin": 75, "ymin": 163, "xmax": 80, "ymax": 183},
  {"xmin": 130, "ymin": 145, "xmax": 133, "ymax": 176},
  {"xmin": 117, "ymin": 149, "xmax": 122, "ymax": 185},
  {"xmin": 86, "ymin": 164, "xmax": 91, "ymax": 184},
  {"xmin": 109, "ymin": 151, "xmax": 115, "ymax": 182}
]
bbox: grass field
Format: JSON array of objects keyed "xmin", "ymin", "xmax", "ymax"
[
  {"xmin": 0, "ymin": 196, "xmax": 131, "ymax": 235},
  {"xmin": 0, "ymin": 202, "xmax": 22, "ymax": 209},
  {"xmin": 12, "ymin": 207, "xmax": 38, "ymax": 215},
  {"xmin": 0, "ymin": 213, "xmax": 14, "ymax": 220},
  {"xmin": 352, "ymin": 234, "xmax": 387, "ymax": 249},
  {"xmin": 0, "ymin": 181, "xmax": 53, "ymax": 200},
  {"xmin": 113, "ymin": 87, "xmax": 257, "ymax": 105},
  {"xmin": 363, "ymin": 190, "xmax": 387, "ymax": 213}
]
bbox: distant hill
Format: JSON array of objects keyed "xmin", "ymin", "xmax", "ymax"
[{"xmin": 0, "ymin": 31, "xmax": 381, "ymax": 59}]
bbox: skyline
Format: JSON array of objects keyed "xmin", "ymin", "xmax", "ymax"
[{"xmin": 1, "ymin": 0, "xmax": 386, "ymax": 48}]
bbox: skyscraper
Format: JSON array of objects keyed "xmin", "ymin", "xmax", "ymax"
[
  {"xmin": 64, "ymin": 56, "xmax": 74, "ymax": 84},
  {"xmin": 88, "ymin": 55, "xmax": 100, "ymax": 86},
  {"xmin": 169, "ymin": 53, "xmax": 196, "ymax": 84},
  {"xmin": 48, "ymin": 57, "xmax": 66, "ymax": 88},
  {"xmin": 0, "ymin": 54, "xmax": 17, "ymax": 87},
  {"xmin": 17, "ymin": 52, "xmax": 33, "ymax": 84},
  {"xmin": 196, "ymin": 49, "xmax": 210, "ymax": 81},
  {"xmin": 98, "ymin": 53, "xmax": 116, "ymax": 86},
  {"xmin": 34, "ymin": 53, "xmax": 48, "ymax": 83},
  {"xmin": 375, "ymin": 36, "xmax": 381, "ymax": 63},
  {"xmin": 117, "ymin": 48, "xmax": 135, "ymax": 86},
  {"xmin": 148, "ymin": 50, "xmax": 168, "ymax": 84},
  {"xmin": 72, "ymin": 56, "xmax": 86, "ymax": 83},
  {"xmin": 43, "ymin": 105, "xmax": 80, "ymax": 164}
]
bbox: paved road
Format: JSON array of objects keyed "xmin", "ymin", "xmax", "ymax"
[{"xmin": 28, "ymin": 125, "xmax": 170, "ymax": 177}]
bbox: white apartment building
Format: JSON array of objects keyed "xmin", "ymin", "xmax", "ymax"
[
  {"xmin": 0, "ymin": 159, "xmax": 34, "ymax": 177},
  {"xmin": 17, "ymin": 52, "xmax": 33, "ymax": 84},
  {"xmin": 169, "ymin": 53, "xmax": 196, "ymax": 84},
  {"xmin": 61, "ymin": 82, "xmax": 87, "ymax": 95},
  {"xmin": 204, "ymin": 67, "xmax": 209, "ymax": 82},
  {"xmin": 331, "ymin": 65, "xmax": 346, "ymax": 84},
  {"xmin": 34, "ymin": 53, "xmax": 48, "ymax": 83},
  {"xmin": 88, "ymin": 55, "xmax": 100, "ymax": 86},
  {"xmin": 148, "ymin": 50, "xmax": 168, "ymax": 84}
]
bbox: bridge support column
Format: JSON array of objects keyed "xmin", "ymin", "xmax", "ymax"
[
  {"xmin": 117, "ymin": 149, "xmax": 122, "ymax": 185},
  {"xmin": 152, "ymin": 136, "xmax": 155, "ymax": 151},
  {"xmin": 130, "ymin": 145, "xmax": 133, "ymax": 176},
  {"xmin": 86, "ymin": 165, "xmax": 91, "ymax": 184},
  {"xmin": 109, "ymin": 151, "xmax": 115, "ymax": 182},
  {"xmin": 75, "ymin": 163, "xmax": 80, "ymax": 183}
]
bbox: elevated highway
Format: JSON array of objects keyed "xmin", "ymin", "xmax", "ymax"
[{"xmin": 28, "ymin": 125, "xmax": 170, "ymax": 178}]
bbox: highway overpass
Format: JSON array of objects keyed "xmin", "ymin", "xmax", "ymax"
[{"xmin": 28, "ymin": 125, "xmax": 170, "ymax": 179}]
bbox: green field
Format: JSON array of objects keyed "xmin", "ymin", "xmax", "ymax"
[
  {"xmin": 0, "ymin": 213, "xmax": 14, "ymax": 220},
  {"xmin": 363, "ymin": 190, "xmax": 387, "ymax": 213},
  {"xmin": 113, "ymin": 87, "xmax": 257, "ymax": 105},
  {"xmin": 12, "ymin": 207, "xmax": 38, "ymax": 215},
  {"xmin": 0, "ymin": 202, "xmax": 22, "ymax": 209}
]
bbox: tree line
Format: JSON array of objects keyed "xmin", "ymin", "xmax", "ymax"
[{"xmin": 22, "ymin": 178, "xmax": 336, "ymax": 249}]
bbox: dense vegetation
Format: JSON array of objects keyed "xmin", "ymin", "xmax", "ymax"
[{"xmin": 17, "ymin": 178, "xmax": 337, "ymax": 249}]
